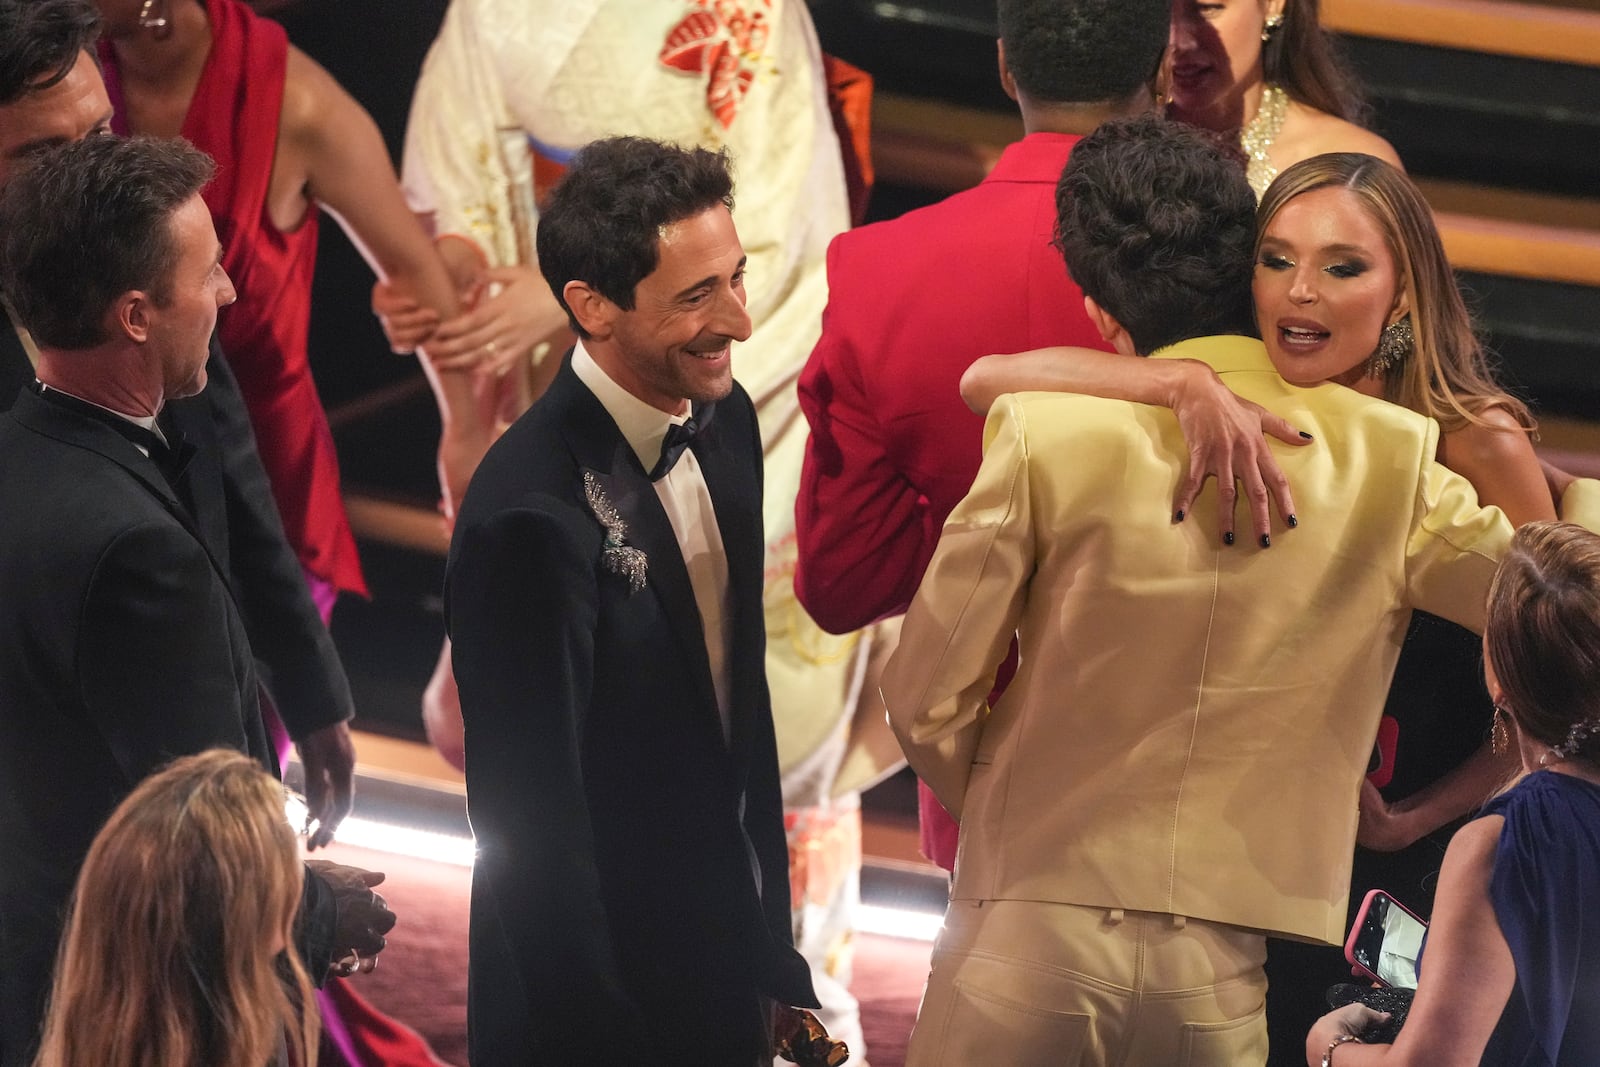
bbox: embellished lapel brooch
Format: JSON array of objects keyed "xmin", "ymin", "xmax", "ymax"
[{"xmin": 583, "ymin": 471, "xmax": 647, "ymax": 593}]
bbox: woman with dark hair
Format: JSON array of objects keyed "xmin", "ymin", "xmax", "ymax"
[
  {"xmin": 92, "ymin": 0, "xmax": 465, "ymax": 611},
  {"xmin": 32, "ymin": 749, "xmax": 319, "ymax": 1067},
  {"xmin": 1166, "ymin": 0, "xmax": 1400, "ymax": 195},
  {"xmin": 1306, "ymin": 521, "xmax": 1600, "ymax": 1066}
]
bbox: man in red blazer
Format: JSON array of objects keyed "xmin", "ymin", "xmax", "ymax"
[{"xmin": 794, "ymin": 0, "xmax": 1170, "ymax": 865}]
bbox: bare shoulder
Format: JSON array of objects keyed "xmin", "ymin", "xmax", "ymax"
[
  {"xmin": 1440, "ymin": 812, "xmax": 1504, "ymax": 886},
  {"xmin": 280, "ymin": 45, "xmax": 356, "ymax": 146},
  {"xmin": 1280, "ymin": 103, "xmax": 1403, "ymax": 169},
  {"xmin": 1441, "ymin": 406, "xmax": 1537, "ymax": 469}
]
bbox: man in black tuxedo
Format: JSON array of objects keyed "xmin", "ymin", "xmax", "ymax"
[
  {"xmin": 0, "ymin": 136, "xmax": 392, "ymax": 1067},
  {"xmin": 447, "ymin": 136, "xmax": 816, "ymax": 1065},
  {"xmin": 0, "ymin": 0, "xmax": 356, "ymax": 836}
]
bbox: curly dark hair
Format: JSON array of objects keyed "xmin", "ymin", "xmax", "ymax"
[
  {"xmin": 1054, "ymin": 114, "xmax": 1257, "ymax": 354},
  {"xmin": 536, "ymin": 136, "xmax": 734, "ymax": 339},
  {"xmin": 997, "ymin": 0, "xmax": 1168, "ymax": 105},
  {"xmin": 0, "ymin": 0, "xmax": 100, "ymax": 107},
  {"xmin": 0, "ymin": 136, "xmax": 215, "ymax": 350}
]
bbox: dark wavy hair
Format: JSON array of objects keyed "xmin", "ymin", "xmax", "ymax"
[
  {"xmin": 998, "ymin": 0, "xmax": 1168, "ymax": 105},
  {"xmin": 1054, "ymin": 114, "xmax": 1256, "ymax": 354},
  {"xmin": 0, "ymin": 0, "xmax": 100, "ymax": 107},
  {"xmin": 536, "ymin": 136, "xmax": 734, "ymax": 339},
  {"xmin": 1263, "ymin": 0, "xmax": 1368, "ymax": 122},
  {"xmin": 0, "ymin": 135, "xmax": 214, "ymax": 350},
  {"xmin": 1485, "ymin": 522, "xmax": 1600, "ymax": 766}
]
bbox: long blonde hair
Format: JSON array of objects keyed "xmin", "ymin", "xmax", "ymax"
[
  {"xmin": 1257, "ymin": 153, "xmax": 1533, "ymax": 435},
  {"xmin": 32, "ymin": 750, "xmax": 318, "ymax": 1067}
]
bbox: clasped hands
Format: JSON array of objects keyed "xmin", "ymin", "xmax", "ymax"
[
  {"xmin": 371, "ymin": 256, "xmax": 570, "ymax": 378},
  {"xmin": 305, "ymin": 860, "xmax": 397, "ymax": 980}
]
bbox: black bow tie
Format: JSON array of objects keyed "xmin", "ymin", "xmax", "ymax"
[{"xmin": 650, "ymin": 402, "xmax": 715, "ymax": 481}]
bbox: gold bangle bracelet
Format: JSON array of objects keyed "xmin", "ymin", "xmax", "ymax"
[{"xmin": 1322, "ymin": 1032, "xmax": 1362, "ymax": 1067}]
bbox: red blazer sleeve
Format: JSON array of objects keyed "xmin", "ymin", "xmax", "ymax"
[{"xmin": 794, "ymin": 235, "xmax": 942, "ymax": 634}]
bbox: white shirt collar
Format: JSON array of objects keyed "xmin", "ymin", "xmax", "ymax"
[
  {"xmin": 571, "ymin": 340, "xmax": 689, "ymax": 473},
  {"xmin": 37, "ymin": 381, "xmax": 164, "ymax": 440}
]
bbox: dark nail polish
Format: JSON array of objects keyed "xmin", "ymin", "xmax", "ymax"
[
  {"xmin": 1287, "ymin": 514, "xmax": 1299, "ymax": 528},
  {"xmin": 1224, "ymin": 531, "xmax": 1235, "ymax": 546},
  {"xmin": 1173, "ymin": 509, "xmax": 1185, "ymax": 523},
  {"xmin": 1299, "ymin": 431, "xmax": 1314, "ymax": 440},
  {"xmin": 1260, "ymin": 534, "xmax": 1272, "ymax": 548}
]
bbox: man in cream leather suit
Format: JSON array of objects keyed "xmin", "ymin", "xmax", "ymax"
[{"xmin": 883, "ymin": 117, "xmax": 1515, "ymax": 1067}]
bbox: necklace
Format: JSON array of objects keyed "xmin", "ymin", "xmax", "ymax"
[{"xmin": 1240, "ymin": 84, "xmax": 1289, "ymax": 199}]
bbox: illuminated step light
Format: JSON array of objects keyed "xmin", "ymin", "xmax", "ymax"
[
  {"xmin": 285, "ymin": 800, "xmax": 944, "ymax": 942},
  {"xmin": 287, "ymin": 796, "xmax": 476, "ymax": 866},
  {"xmin": 855, "ymin": 904, "xmax": 942, "ymax": 942}
]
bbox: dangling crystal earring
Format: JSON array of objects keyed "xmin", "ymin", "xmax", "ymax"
[
  {"xmin": 139, "ymin": 0, "xmax": 173, "ymax": 40},
  {"xmin": 1261, "ymin": 13, "xmax": 1284, "ymax": 42},
  {"xmin": 1492, "ymin": 704, "xmax": 1511, "ymax": 756},
  {"xmin": 1366, "ymin": 315, "xmax": 1414, "ymax": 378}
]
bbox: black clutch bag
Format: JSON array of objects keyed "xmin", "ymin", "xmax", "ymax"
[{"xmin": 1326, "ymin": 982, "xmax": 1414, "ymax": 1044}]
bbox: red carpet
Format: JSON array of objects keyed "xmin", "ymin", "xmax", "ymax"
[{"xmin": 317, "ymin": 842, "xmax": 930, "ymax": 1066}]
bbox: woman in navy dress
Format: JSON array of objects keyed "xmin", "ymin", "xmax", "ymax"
[{"xmin": 1307, "ymin": 521, "xmax": 1600, "ymax": 1067}]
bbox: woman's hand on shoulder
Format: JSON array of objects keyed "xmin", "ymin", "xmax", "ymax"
[{"xmin": 1167, "ymin": 359, "xmax": 1309, "ymax": 546}]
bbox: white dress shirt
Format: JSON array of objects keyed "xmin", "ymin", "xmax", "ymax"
[{"xmin": 573, "ymin": 342, "xmax": 733, "ymax": 746}]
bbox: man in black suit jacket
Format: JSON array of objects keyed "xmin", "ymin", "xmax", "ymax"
[
  {"xmin": 447, "ymin": 137, "xmax": 816, "ymax": 1066},
  {"xmin": 0, "ymin": 136, "xmax": 393, "ymax": 1067},
  {"xmin": 0, "ymin": 0, "xmax": 357, "ymax": 849}
]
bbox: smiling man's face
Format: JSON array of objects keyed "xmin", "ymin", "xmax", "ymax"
[{"xmin": 601, "ymin": 204, "xmax": 751, "ymax": 414}]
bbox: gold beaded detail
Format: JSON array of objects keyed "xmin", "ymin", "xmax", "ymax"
[{"xmin": 1241, "ymin": 84, "xmax": 1289, "ymax": 199}]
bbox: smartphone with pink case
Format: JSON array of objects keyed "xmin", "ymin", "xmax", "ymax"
[{"xmin": 1345, "ymin": 888, "xmax": 1428, "ymax": 989}]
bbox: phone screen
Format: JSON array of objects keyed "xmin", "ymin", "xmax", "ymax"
[{"xmin": 1348, "ymin": 891, "xmax": 1427, "ymax": 989}]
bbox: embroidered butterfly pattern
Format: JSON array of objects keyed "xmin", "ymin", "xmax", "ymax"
[
  {"xmin": 583, "ymin": 471, "xmax": 648, "ymax": 594},
  {"xmin": 658, "ymin": 0, "xmax": 772, "ymax": 129}
]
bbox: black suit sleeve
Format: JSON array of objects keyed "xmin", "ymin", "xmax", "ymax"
[
  {"xmin": 78, "ymin": 521, "xmax": 256, "ymax": 782},
  {"xmin": 204, "ymin": 348, "xmax": 354, "ymax": 739},
  {"xmin": 295, "ymin": 864, "xmax": 339, "ymax": 988},
  {"xmin": 730, "ymin": 392, "xmax": 809, "ymax": 984},
  {"xmin": 448, "ymin": 502, "xmax": 653, "ymax": 1062}
]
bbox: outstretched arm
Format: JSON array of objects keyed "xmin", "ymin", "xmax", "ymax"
[
  {"xmin": 280, "ymin": 46, "xmax": 490, "ymax": 519},
  {"xmin": 961, "ymin": 346, "xmax": 1307, "ymax": 545},
  {"xmin": 1356, "ymin": 741, "xmax": 1516, "ymax": 852}
]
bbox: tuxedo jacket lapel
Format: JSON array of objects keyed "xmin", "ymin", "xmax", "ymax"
[
  {"xmin": 692, "ymin": 412, "xmax": 764, "ymax": 765},
  {"xmin": 11, "ymin": 389, "xmax": 232, "ymax": 595},
  {"xmin": 160, "ymin": 402, "xmax": 228, "ymax": 562},
  {"xmin": 555, "ymin": 367, "xmax": 726, "ymax": 749}
]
